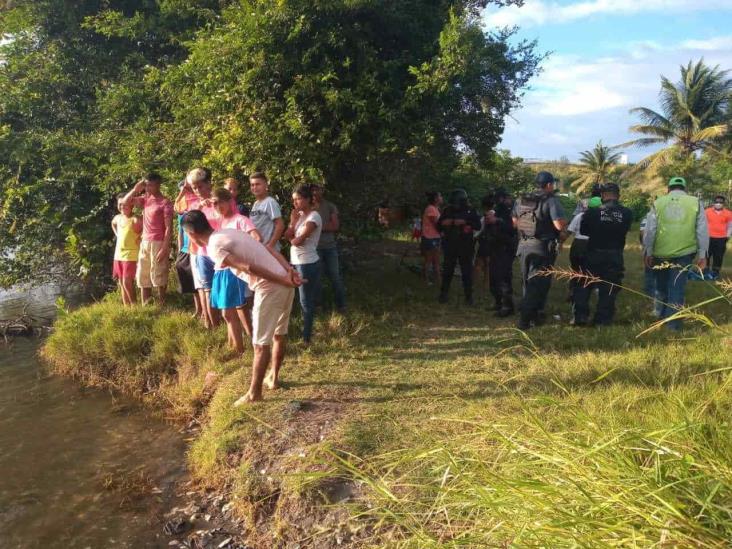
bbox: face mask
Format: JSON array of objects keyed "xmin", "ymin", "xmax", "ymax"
[{"xmin": 714, "ymin": 203, "xmax": 724, "ymax": 210}]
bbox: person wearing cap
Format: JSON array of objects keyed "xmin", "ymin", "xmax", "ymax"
[
  {"xmin": 575, "ymin": 184, "xmax": 633, "ymax": 326},
  {"xmin": 643, "ymin": 177, "xmax": 709, "ymax": 330},
  {"xmin": 572, "ymin": 183, "xmax": 602, "ymax": 217},
  {"xmin": 512, "ymin": 171, "xmax": 568, "ymax": 329},
  {"xmin": 705, "ymin": 195, "xmax": 732, "ymax": 279},
  {"xmin": 566, "ymin": 195, "xmax": 601, "ymax": 323},
  {"xmin": 437, "ymin": 189, "xmax": 481, "ymax": 305}
]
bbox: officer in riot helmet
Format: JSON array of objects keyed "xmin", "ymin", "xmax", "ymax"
[
  {"xmin": 482, "ymin": 187, "xmax": 517, "ymax": 317},
  {"xmin": 574, "ymin": 183, "xmax": 633, "ymax": 326},
  {"xmin": 438, "ymin": 188, "xmax": 481, "ymax": 305},
  {"xmin": 512, "ymin": 171, "xmax": 568, "ymax": 329}
]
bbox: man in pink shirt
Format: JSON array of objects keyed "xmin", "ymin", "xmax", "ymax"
[
  {"xmin": 122, "ymin": 172, "xmax": 174, "ymax": 305},
  {"xmin": 181, "ymin": 210, "xmax": 303, "ymax": 404}
]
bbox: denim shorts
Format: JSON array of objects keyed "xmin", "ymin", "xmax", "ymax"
[
  {"xmin": 195, "ymin": 255, "xmax": 215, "ymax": 290},
  {"xmin": 420, "ymin": 237, "xmax": 441, "ymax": 252}
]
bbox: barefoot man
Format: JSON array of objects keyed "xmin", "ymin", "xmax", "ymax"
[{"xmin": 181, "ymin": 210, "xmax": 303, "ymax": 404}]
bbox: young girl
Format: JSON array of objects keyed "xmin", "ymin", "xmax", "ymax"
[
  {"xmin": 288, "ymin": 185, "xmax": 322, "ymax": 345},
  {"xmin": 420, "ymin": 192, "xmax": 442, "ymax": 284},
  {"xmin": 111, "ymin": 194, "xmax": 142, "ymax": 305},
  {"xmin": 211, "ymin": 187, "xmax": 262, "ymax": 353}
]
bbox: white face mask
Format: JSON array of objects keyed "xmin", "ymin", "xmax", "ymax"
[{"xmin": 714, "ymin": 203, "xmax": 724, "ymax": 210}]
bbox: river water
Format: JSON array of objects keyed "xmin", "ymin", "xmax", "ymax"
[{"xmin": 0, "ymin": 285, "xmax": 189, "ymax": 548}]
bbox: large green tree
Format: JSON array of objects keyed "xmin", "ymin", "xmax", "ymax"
[
  {"xmin": 623, "ymin": 59, "xmax": 731, "ymax": 174},
  {"xmin": 0, "ymin": 0, "xmax": 538, "ymax": 287}
]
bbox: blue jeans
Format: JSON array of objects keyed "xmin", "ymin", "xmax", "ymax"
[
  {"xmin": 295, "ymin": 261, "xmax": 321, "ymax": 342},
  {"xmin": 653, "ymin": 254, "xmax": 694, "ymax": 331},
  {"xmin": 643, "ymin": 264, "xmax": 662, "ymax": 316},
  {"xmin": 317, "ymin": 247, "xmax": 346, "ymax": 310}
]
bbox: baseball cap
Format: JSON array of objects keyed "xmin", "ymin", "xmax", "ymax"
[
  {"xmin": 668, "ymin": 176, "xmax": 687, "ymax": 188},
  {"xmin": 588, "ymin": 197, "xmax": 602, "ymax": 208},
  {"xmin": 535, "ymin": 171, "xmax": 556, "ymax": 187}
]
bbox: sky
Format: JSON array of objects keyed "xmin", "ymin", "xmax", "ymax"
[{"xmin": 482, "ymin": 0, "xmax": 732, "ymax": 162}]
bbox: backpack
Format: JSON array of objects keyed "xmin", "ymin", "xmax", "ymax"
[{"xmin": 516, "ymin": 193, "xmax": 548, "ymax": 239}]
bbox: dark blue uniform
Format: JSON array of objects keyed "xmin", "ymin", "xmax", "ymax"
[
  {"xmin": 485, "ymin": 202, "xmax": 517, "ymax": 315},
  {"xmin": 574, "ymin": 201, "xmax": 633, "ymax": 325},
  {"xmin": 438, "ymin": 204, "xmax": 481, "ymax": 304}
]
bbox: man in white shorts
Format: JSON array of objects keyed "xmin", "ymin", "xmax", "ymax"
[{"xmin": 180, "ymin": 210, "xmax": 302, "ymax": 404}]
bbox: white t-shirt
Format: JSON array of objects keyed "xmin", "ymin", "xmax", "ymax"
[
  {"xmin": 208, "ymin": 229, "xmax": 287, "ymax": 294},
  {"xmin": 250, "ymin": 196, "xmax": 282, "ymax": 251},
  {"xmin": 220, "ymin": 213, "xmax": 256, "ymax": 233},
  {"xmin": 290, "ymin": 211, "xmax": 322, "ymax": 265},
  {"xmin": 567, "ymin": 212, "xmax": 588, "ymax": 241}
]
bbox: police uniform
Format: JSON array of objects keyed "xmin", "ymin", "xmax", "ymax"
[
  {"xmin": 486, "ymin": 198, "xmax": 517, "ymax": 316},
  {"xmin": 514, "ymin": 173, "xmax": 566, "ymax": 328},
  {"xmin": 438, "ymin": 190, "xmax": 481, "ymax": 304},
  {"xmin": 574, "ymin": 186, "xmax": 633, "ymax": 325}
]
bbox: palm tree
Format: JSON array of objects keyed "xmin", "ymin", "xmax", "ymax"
[
  {"xmin": 572, "ymin": 141, "xmax": 622, "ymax": 193},
  {"xmin": 623, "ymin": 59, "xmax": 732, "ymax": 173}
]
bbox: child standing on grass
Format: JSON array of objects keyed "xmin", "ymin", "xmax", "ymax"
[
  {"xmin": 111, "ymin": 194, "xmax": 142, "ymax": 306},
  {"xmin": 211, "ymin": 187, "xmax": 262, "ymax": 352}
]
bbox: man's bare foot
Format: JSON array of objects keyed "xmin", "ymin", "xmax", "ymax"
[
  {"xmin": 233, "ymin": 391, "xmax": 262, "ymax": 407},
  {"xmin": 264, "ymin": 371, "xmax": 280, "ymax": 390}
]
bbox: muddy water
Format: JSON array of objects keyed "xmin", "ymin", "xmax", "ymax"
[{"xmin": 0, "ymin": 285, "xmax": 188, "ymax": 548}]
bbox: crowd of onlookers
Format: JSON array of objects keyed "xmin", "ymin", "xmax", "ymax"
[
  {"xmin": 110, "ymin": 168, "xmax": 730, "ymax": 404},
  {"xmin": 415, "ymin": 172, "xmax": 731, "ymax": 330},
  {"xmin": 111, "ymin": 170, "xmax": 345, "ymax": 404}
]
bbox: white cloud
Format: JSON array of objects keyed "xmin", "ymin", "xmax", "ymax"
[
  {"xmin": 485, "ymin": 0, "xmax": 732, "ymax": 28},
  {"xmin": 500, "ymin": 35, "xmax": 732, "ymax": 160}
]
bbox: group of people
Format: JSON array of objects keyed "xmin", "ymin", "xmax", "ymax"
[
  {"xmin": 419, "ymin": 171, "xmax": 731, "ymax": 331},
  {"xmin": 110, "ymin": 170, "xmax": 347, "ymax": 404}
]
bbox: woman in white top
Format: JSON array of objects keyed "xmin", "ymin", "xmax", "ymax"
[{"xmin": 288, "ymin": 185, "xmax": 322, "ymax": 344}]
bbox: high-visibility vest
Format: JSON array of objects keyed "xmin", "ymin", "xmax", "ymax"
[{"xmin": 652, "ymin": 193, "xmax": 699, "ymax": 258}]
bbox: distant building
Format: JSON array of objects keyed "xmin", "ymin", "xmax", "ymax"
[{"xmin": 618, "ymin": 154, "xmax": 629, "ymax": 165}]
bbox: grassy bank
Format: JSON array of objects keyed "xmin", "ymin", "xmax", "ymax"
[{"xmin": 43, "ymin": 233, "xmax": 731, "ymax": 547}]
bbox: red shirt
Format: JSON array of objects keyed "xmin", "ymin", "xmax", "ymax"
[
  {"xmin": 132, "ymin": 194, "xmax": 173, "ymax": 242},
  {"xmin": 706, "ymin": 207, "xmax": 732, "ymax": 238}
]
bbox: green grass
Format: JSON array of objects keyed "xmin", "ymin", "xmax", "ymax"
[{"xmin": 42, "ymin": 231, "xmax": 731, "ymax": 547}]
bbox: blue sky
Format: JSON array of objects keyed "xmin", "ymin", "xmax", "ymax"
[{"xmin": 482, "ymin": 0, "xmax": 732, "ymax": 162}]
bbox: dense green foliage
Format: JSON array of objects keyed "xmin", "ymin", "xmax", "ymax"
[{"xmin": 0, "ymin": 0, "xmax": 539, "ymax": 287}]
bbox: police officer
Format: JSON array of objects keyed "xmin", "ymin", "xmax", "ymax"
[
  {"xmin": 438, "ymin": 189, "xmax": 481, "ymax": 305},
  {"xmin": 485, "ymin": 188, "xmax": 517, "ymax": 317},
  {"xmin": 574, "ymin": 183, "xmax": 633, "ymax": 326},
  {"xmin": 512, "ymin": 172, "xmax": 568, "ymax": 329}
]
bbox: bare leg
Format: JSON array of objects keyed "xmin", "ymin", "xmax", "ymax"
[
  {"xmin": 123, "ymin": 278, "xmax": 136, "ymax": 305},
  {"xmin": 198, "ymin": 289, "xmax": 212, "ymax": 328},
  {"xmin": 156, "ymin": 285, "xmax": 167, "ymax": 306},
  {"xmin": 192, "ymin": 292, "xmax": 202, "ymax": 319},
  {"xmin": 236, "ymin": 300, "xmax": 253, "ymax": 338},
  {"xmin": 234, "ymin": 344, "xmax": 270, "ymax": 405},
  {"xmin": 141, "ymin": 287, "xmax": 153, "ymax": 305},
  {"xmin": 223, "ymin": 308, "xmax": 245, "ymax": 354},
  {"xmin": 264, "ymin": 334, "xmax": 287, "ymax": 390},
  {"xmin": 118, "ymin": 280, "xmax": 127, "ymax": 306},
  {"xmin": 209, "ymin": 304, "xmax": 221, "ymax": 328}
]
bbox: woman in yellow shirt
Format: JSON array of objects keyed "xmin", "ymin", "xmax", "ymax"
[{"xmin": 112, "ymin": 194, "xmax": 143, "ymax": 305}]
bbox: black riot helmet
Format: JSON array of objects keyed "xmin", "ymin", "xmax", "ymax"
[{"xmin": 449, "ymin": 188, "xmax": 469, "ymax": 208}]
